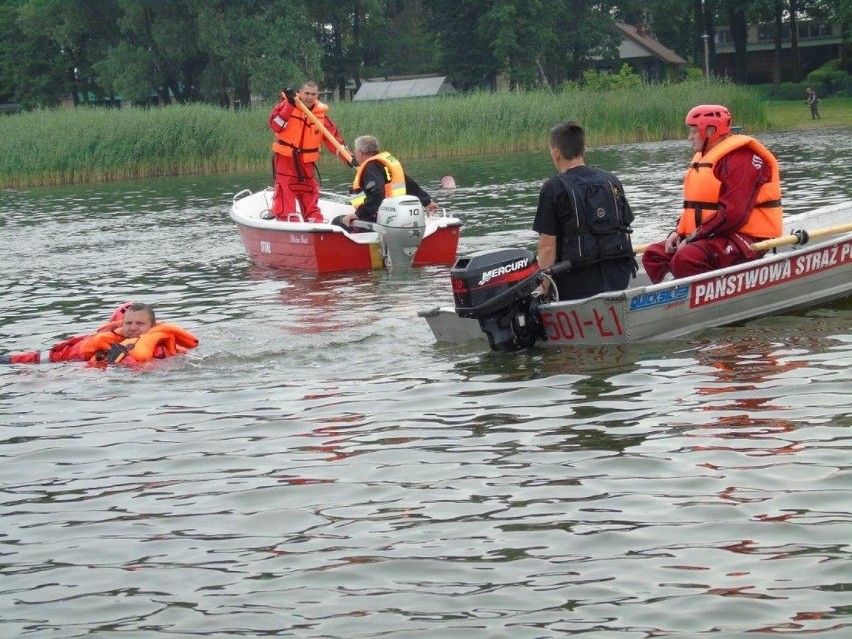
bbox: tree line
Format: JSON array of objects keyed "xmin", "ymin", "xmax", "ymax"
[{"xmin": 0, "ymin": 0, "xmax": 848, "ymax": 110}]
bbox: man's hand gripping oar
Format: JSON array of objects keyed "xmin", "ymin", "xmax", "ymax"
[{"xmin": 289, "ymin": 93, "xmax": 358, "ymax": 168}]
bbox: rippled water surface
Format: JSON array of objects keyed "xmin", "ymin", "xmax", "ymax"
[{"xmin": 2, "ymin": 128, "xmax": 851, "ymax": 637}]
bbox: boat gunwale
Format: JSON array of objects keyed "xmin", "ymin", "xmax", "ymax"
[{"xmin": 229, "ymin": 190, "xmax": 463, "ymax": 241}]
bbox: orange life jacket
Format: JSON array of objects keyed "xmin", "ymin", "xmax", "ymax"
[
  {"xmin": 677, "ymin": 135, "xmax": 782, "ymax": 239},
  {"xmin": 271, "ymin": 101, "xmax": 330, "ymax": 164},
  {"xmin": 89, "ymin": 323, "xmax": 198, "ymax": 365},
  {"xmin": 350, "ymin": 151, "xmax": 407, "ymax": 208},
  {"xmin": 44, "ymin": 322, "xmax": 197, "ymax": 366}
]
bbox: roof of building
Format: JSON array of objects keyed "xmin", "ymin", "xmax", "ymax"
[
  {"xmin": 615, "ymin": 23, "xmax": 687, "ymax": 65},
  {"xmin": 353, "ymin": 76, "xmax": 455, "ymax": 101}
]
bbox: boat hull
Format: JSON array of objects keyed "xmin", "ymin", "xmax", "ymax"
[
  {"xmin": 538, "ymin": 233, "xmax": 852, "ymax": 346},
  {"xmin": 421, "ymin": 201, "xmax": 852, "ymax": 347},
  {"xmin": 230, "ymin": 188, "xmax": 462, "ymax": 272}
]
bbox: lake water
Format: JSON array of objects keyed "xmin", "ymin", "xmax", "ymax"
[{"xmin": 1, "ymin": 128, "xmax": 851, "ymax": 638}]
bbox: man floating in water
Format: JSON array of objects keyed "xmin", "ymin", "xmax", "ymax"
[{"xmin": 1, "ymin": 302, "xmax": 198, "ymax": 367}]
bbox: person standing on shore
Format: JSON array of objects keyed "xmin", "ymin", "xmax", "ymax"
[
  {"xmin": 268, "ymin": 81, "xmax": 355, "ymax": 222},
  {"xmin": 806, "ymin": 87, "xmax": 821, "ymax": 119}
]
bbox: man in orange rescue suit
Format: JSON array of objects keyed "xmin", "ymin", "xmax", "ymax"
[
  {"xmin": 641, "ymin": 104, "xmax": 783, "ymax": 283},
  {"xmin": 0, "ymin": 302, "xmax": 198, "ymax": 366},
  {"xmin": 268, "ymin": 80, "xmax": 355, "ymax": 222},
  {"xmin": 334, "ymin": 135, "xmax": 438, "ymax": 230}
]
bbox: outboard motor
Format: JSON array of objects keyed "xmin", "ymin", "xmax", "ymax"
[
  {"xmin": 376, "ymin": 195, "xmax": 425, "ymax": 268},
  {"xmin": 451, "ymin": 248, "xmax": 559, "ymax": 351}
]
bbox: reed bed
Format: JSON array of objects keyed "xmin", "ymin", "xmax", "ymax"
[
  {"xmin": 0, "ymin": 104, "xmax": 268, "ymax": 188},
  {"xmin": 0, "ymin": 80, "xmax": 767, "ymax": 188}
]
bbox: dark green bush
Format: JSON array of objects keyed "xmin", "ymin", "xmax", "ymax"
[
  {"xmin": 754, "ymin": 82, "xmax": 826, "ymax": 100},
  {"xmin": 806, "ymin": 65, "xmax": 851, "ymax": 96}
]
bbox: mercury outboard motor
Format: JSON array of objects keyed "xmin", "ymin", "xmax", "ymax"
[{"xmin": 450, "ymin": 248, "xmax": 568, "ymax": 351}]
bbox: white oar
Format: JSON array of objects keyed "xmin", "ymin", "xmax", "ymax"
[
  {"xmin": 750, "ymin": 222, "xmax": 852, "ymax": 250},
  {"xmin": 632, "ymin": 222, "xmax": 852, "ymax": 255}
]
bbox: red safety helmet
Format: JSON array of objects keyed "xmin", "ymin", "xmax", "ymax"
[
  {"xmin": 685, "ymin": 104, "xmax": 731, "ymax": 145},
  {"xmin": 109, "ymin": 301, "xmax": 136, "ymax": 322}
]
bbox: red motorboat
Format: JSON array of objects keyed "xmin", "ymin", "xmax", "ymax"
[{"xmin": 230, "ymin": 187, "xmax": 462, "ymax": 272}]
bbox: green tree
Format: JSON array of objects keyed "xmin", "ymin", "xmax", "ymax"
[
  {"xmin": 698, "ymin": 0, "xmax": 722, "ymax": 74},
  {"xmin": 359, "ymin": 0, "xmax": 437, "ymax": 79},
  {"xmin": 122, "ymin": 0, "xmax": 204, "ymax": 103},
  {"xmin": 742, "ymin": 0, "xmax": 786, "ymax": 86},
  {"xmin": 773, "ymin": 0, "xmax": 785, "ymax": 86},
  {"xmin": 0, "ymin": 0, "xmax": 69, "ymax": 108},
  {"xmin": 307, "ymin": 0, "xmax": 363, "ymax": 98},
  {"xmin": 92, "ymin": 0, "xmax": 201, "ymax": 104},
  {"xmin": 480, "ymin": 0, "xmax": 549, "ymax": 88},
  {"xmin": 193, "ymin": 0, "xmax": 260, "ymax": 107},
  {"xmin": 799, "ymin": 0, "xmax": 850, "ymax": 70},
  {"xmin": 17, "ymin": 0, "xmax": 121, "ymax": 105},
  {"xmin": 724, "ymin": 0, "xmax": 751, "ymax": 83},
  {"xmin": 424, "ymin": 0, "xmax": 501, "ymax": 90},
  {"xmin": 244, "ymin": 2, "xmax": 323, "ymax": 104},
  {"xmin": 424, "ymin": 0, "xmax": 622, "ymax": 90},
  {"xmin": 541, "ymin": 1, "xmax": 623, "ymax": 86},
  {"xmin": 192, "ymin": 0, "xmax": 320, "ymax": 108},
  {"xmin": 613, "ymin": 0, "xmax": 696, "ymax": 67}
]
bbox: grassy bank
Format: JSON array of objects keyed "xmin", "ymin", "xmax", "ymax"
[
  {"xmin": 763, "ymin": 95, "xmax": 851, "ymax": 130},
  {"xmin": 0, "ymin": 80, "xmax": 791, "ymax": 189}
]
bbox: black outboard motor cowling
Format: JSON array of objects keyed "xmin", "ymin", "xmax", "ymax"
[{"xmin": 450, "ymin": 248, "xmax": 547, "ymax": 351}]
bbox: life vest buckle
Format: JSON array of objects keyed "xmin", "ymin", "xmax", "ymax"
[{"xmin": 106, "ymin": 342, "xmax": 134, "ymax": 364}]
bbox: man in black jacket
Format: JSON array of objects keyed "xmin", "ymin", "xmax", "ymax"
[
  {"xmin": 335, "ymin": 135, "xmax": 438, "ymax": 229},
  {"xmin": 533, "ymin": 121, "xmax": 636, "ymax": 300}
]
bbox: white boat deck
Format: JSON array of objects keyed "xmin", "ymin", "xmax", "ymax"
[{"xmin": 230, "ymin": 187, "xmax": 459, "ymax": 244}]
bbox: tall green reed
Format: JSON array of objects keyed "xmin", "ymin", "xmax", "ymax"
[{"xmin": 0, "ymin": 80, "xmax": 767, "ymax": 188}]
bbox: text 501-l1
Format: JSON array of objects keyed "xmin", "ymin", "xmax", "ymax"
[{"xmin": 540, "ymin": 306, "xmax": 623, "ymax": 342}]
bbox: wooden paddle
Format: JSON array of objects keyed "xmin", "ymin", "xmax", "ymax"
[
  {"xmin": 632, "ymin": 222, "xmax": 852, "ymax": 254},
  {"xmin": 292, "ymin": 95, "xmax": 355, "ymax": 166},
  {"xmin": 749, "ymin": 222, "xmax": 852, "ymax": 250}
]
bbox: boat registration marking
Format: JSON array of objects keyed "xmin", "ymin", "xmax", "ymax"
[
  {"xmin": 260, "ymin": 241, "xmax": 271, "ymax": 253},
  {"xmin": 691, "ymin": 238, "xmax": 852, "ymax": 306},
  {"xmin": 540, "ymin": 305, "xmax": 623, "ymax": 343}
]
